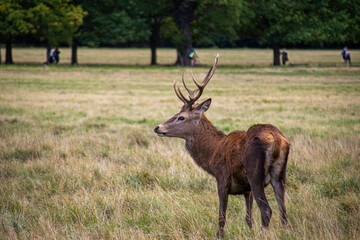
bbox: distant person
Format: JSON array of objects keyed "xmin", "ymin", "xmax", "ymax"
[
  {"xmin": 54, "ymin": 47, "xmax": 61, "ymax": 64},
  {"xmin": 341, "ymin": 47, "xmax": 351, "ymax": 66},
  {"xmin": 340, "ymin": 47, "xmax": 346, "ymax": 63},
  {"xmin": 281, "ymin": 49, "xmax": 288, "ymax": 65},
  {"xmin": 49, "ymin": 47, "xmax": 61, "ymax": 64},
  {"xmin": 48, "ymin": 48, "xmax": 55, "ymax": 64},
  {"xmin": 188, "ymin": 48, "xmax": 198, "ymax": 66}
]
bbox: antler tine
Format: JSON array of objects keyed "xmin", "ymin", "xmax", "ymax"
[
  {"xmin": 177, "ymin": 84, "xmax": 189, "ymax": 103},
  {"xmin": 193, "ymin": 53, "xmax": 219, "ymax": 89},
  {"xmin": 188, "ymin": 54, "xmax": 219, "ymax": 104},
  {"xmin": 182, "ymin": 72, "xmax": 197, "ymax": 98},
  {"xmin": 173, "ymin": 80, "xmax": 187, "ymax": 104},
  {"xmin": 190, "ymin": 70, "xmax": 200, "ymax": 89}
]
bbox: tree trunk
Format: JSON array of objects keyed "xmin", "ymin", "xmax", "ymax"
[
  {"xmin": 71, "ymin": 38, "xmax": 78, "ymax": 65},
  {"xmin": 273, "ymin": 44, "xmax": 280, "ymax": 66},
  {"xmin": 46, "ymin": 46, "xmax": 51, "ymax": 64},
  {"xmin": 5, "ymin": 40, "xmax": 13, "ymax": 64},
  {"xmin": 176, "ymin": 49, "xmax": 184, "ymax": 66},
  {"xmin": 173, "ymin": 0, "xmax": 197, "ymax": 66},
  {"xmin": 0, "ymin": 43, "xmax": 2, "ymax": 65},
  {"xmin": 174, "ymin": 26, "xmax": 193, "ymax": 66},
  {"xmin": 177, "ymin": 21, "xmax": 192, "ymax": 66},
  {"xmin": 150, "ymin": 45, "xmax": 156, "ymax": 66},
  {"xmin": 149, "ymin": 21, "xmax": 160, "ymax": 65}
]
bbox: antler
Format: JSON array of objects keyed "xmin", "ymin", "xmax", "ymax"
[{"xmin": 174, "ymin": 54, "xmax": 219, "ymax": 107}]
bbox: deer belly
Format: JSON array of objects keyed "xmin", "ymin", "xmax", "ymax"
[{"xmin": 229, "ymin": 176, "xmax": 251, "ymax": 195}]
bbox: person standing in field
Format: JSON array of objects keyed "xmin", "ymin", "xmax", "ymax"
[
  {"xmin": 281, "ymin": 49, "xmax": 288, "ymax": 65},
  {"xmin": 53, "ymin": 47, "xmax": 61, "ymax": 64},
  {"xmin": 49, "ymin": 47, "xmax": 61, "ymax": 64},
  {"xmin": 188, "ymin": 48, "xmax": 198, "ymax": 66},
  {"xmin": 49, "ymin": 48, "xmax": 55, "ymax": 64},
  {"xmin": 341, "ymin": 47, "xmax": 351, "ymax": 66}
]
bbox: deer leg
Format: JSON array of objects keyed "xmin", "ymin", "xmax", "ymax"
[
  {"xmin": 217, "ymin": 182, "xmax": 229, "ymax": 239},
  {"xmin": 250, "ymin": 182, "xmax": 272, "ymax": 228},
  {"xmin": 270, "ymin": 151, "xmax": 289, "ymax": 225},
  {"xmin": 244, "ymin": 139, "xmax": 272, "ymax": 228},
  {"xmin": 244, "ymin": 192, "xmax": 253, "ymax": 229},
  {"xmin": 270, "ymin": 177, "xmax": 287, "ymax": 225}
]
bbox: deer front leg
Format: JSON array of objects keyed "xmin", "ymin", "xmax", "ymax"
[{"xmin": 217, "ymin": 181, "xmax": 229, "ymax": 239}]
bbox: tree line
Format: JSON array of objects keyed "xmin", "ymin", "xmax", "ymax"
[{"xmin": 1, "ymin": 0, "xmax": 359, "ymax": 66}]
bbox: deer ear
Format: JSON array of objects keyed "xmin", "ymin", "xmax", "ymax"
[{"xmin": 196, "ymin": 98, "xmax": 212, "ymax": 113}]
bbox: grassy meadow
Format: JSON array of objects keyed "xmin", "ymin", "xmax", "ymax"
[{"xmin": 0, "ymin": 49, "xmax": 359, "ymax": 239}]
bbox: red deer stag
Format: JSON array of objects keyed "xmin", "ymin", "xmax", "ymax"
[{"xmin": 154, "ymin": 54, "xmax": 290, "ymax": 238}]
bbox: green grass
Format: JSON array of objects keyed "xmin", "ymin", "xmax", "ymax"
[{"xmin": 0, "ymin": 53, "xmax": 359, "ymax": 239}]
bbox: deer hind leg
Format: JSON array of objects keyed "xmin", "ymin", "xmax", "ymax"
[
  {"xmin": 244, "ymin": 192, "xmax": 253, "ymax": 229},
  {"xmin": 244, "ymin": 138, "xmax": 272, "ymax": 228},
  {"xmin": 270, "ymin": 148, "xmax": 289, "ymax": 225},
  {"xmin": 250, "ymin": 180, "xmax": 272, "ymax": 228}
]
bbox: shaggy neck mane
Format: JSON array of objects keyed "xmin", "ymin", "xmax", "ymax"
[{"xmin": 185, "ymin": 114, "xmax": 226, "ymax": 175}]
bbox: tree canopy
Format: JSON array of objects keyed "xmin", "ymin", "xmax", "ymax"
[
  {"xmin": 79, "ymin": 0, "xmax": 149, "ymax": 47},
  {"xmin": 242, "ymin": 0, "xmax": 356, "ymax": 65},
  {"xmin": 31, "ymin": 0, "xmax": 85, "ymax": 47},
  {"xmin": 0, "ymin": 0, "xmax": 85, "ymax": 64},
  {"xmin": 0, "ymin": 0, "xmax": 359, "ymax": 65},
  {"xmin": 0, "ymin": 0, "xmax": 35, "ymax": 63},
  {"xmin": 135, "ymin": 0, "xmax": 172, "ymax": 65}
]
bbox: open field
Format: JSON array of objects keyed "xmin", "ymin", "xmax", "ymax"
[
  {"xmin": 1, "ymin": 47, "xmax": 360, "ymax": 67},
  {"xmin": 0, "ymin": 61, "xmax": 359, "ymax": 239}
]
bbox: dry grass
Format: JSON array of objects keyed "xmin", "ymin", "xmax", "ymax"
[
  {"xmin": 1, "ymin": 47, "xmax": 360, "ymax": 66},
  {"xmin": 0, "ymin": 57, "xmax": 359, "ymax": 239}
]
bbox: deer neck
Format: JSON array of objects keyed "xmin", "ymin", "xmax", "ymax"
[{"xmin": 185, "ymin": 114, "xmax": 226, "ymax": 175}]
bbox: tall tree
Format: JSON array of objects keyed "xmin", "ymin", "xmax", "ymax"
[
  {"xmin": 137, "ymin": 0, "xmax": 172, "ymax": 65},
  {"xmin": 0, "ymin": 0, "xmax": 34, "ymax": 64},
  {"xmin": 172, "ymin": 0, "xmax": 197, "ymax": 66},
  {"xmin": 243, "ymin": 0, "xmax": 351, "ymax": 65},
  {"xmin": 171, "ymin": 0, "xmax": 243, "ymax": 66},
  {"xmin": 69, "ymin": 0, "xmax": 84, "ymax": 65},
  {"xmin": 30, "ymin": 0, "xmax": 85, "ymax": 64}
]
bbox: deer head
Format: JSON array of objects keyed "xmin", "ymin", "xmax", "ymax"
[{"xmin": 154, "ymin": 54, "xmax": 219, "ymax": 139}]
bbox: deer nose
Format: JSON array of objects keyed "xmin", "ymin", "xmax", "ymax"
[{"xmin": 154, "ymin": 126, "xmax": 159, "ymax": 133}]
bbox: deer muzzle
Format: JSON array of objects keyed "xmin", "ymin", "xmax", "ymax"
[{"xmin": 154, "ymin": 125, "xmax": 166, "ymax": 137}]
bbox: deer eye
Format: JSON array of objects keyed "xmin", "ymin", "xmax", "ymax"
[{"xmin": 177, "ymin": 116, "xmax": 185, "ymax": 121}]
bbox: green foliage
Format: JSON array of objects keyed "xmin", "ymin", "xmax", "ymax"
[
  {"xmin": 333, "ymin": 0, "xmax": 360, "ymax": 44},
  {"xmin": 79, "ymin": 0, "xmax": 150, "ymax": 47},
  {"xmin": 243, "ymin": 0, "xmax": 353, "ymax": 46},
  {"xmin": 0, "ymin": 0, "xmax": 34, "ymax": 40},
  {"xmin": 161, "ymin": 16, "xmax": 188, "ymax": 52},
  {"xmin": 192, "ymin": 0, "xmax": 244, "ymax": 46},
  {"xmin": 30, "ymin": 0, "xmax": 85, "ymax": 46}
]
